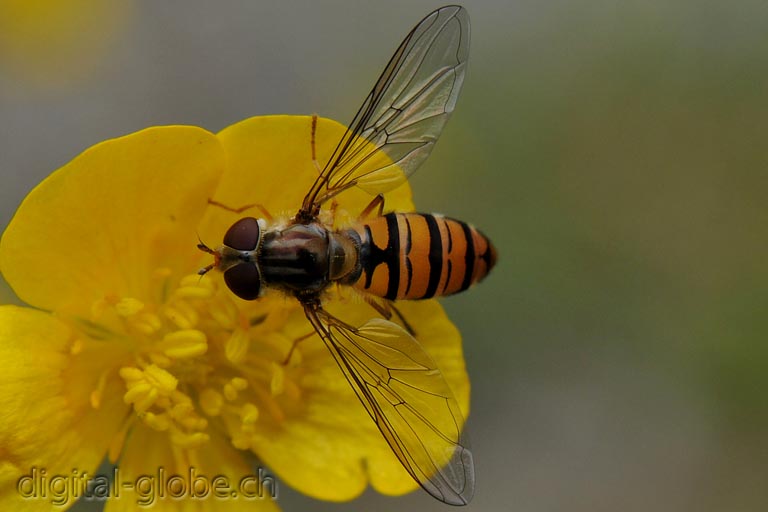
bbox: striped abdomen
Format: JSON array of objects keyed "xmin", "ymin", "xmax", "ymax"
[{"xmin": 349, "ymin": 213, "xmax": 496, "ymax": 300}]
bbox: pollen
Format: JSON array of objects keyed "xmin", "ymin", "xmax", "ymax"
[
  {"xmin": 240, "ymin": 403, "xmax": 260, "ymax": 424},
  {"xmin": 199, "ymin": 388, "xmax": 224, "ymax": 416},
  {"xmin": 163, "ymin": 302, "xmax": 199, "ymax": 329},
  {"xmin": 145, "ymin": 364, "xmax": 179, "ymax": 391},
  {"xmin": 158, "ymin": 329, "xmax": 208, "ymax": 359},
  {"xmin": 174, "ymin": 274, "xmax": 215, "ymax": 300},
  {"xmin": 225, "ymin": 328, "xmax": 250, "ymax": 364},
  {"xmin": 223, "ymin": 381, "xmax": 239, "ymax": 401},
  {"xmin": 270, "ymin": 362, "xmax": 285, "ymax": 396},
  {"xmin": 104, "ymin": 272, "xmax": 308, "ymax": 455},
  {"xmin": 143, "ymin": 411, "xmax": 171, "ymax": 431},
  {"xmin": 115, "ymin": 297, "xmax": 145, "ymax": 316},
  {"xmin": 231, "ymin": 377, "xmax": 248, "ymax": 390},
  {"xmin": 133, "ymin": 313, "xmax": 163, "ymax": 335},
  {"xmin": 170, "ymin": 429, "xmax": 210, "ymax": 448}
]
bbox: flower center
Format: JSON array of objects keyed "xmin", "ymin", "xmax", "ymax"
[{"xmin": 92, "ymin": 271, "xmax": 307, "ymax": 458}]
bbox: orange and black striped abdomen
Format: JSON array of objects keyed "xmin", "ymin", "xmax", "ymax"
[{"xmin": 350, "ymin": 212, "xmax": 496, "ymax": 300}]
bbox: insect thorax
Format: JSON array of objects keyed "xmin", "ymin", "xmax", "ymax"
[{"xmin": 258, "ymin": 223, "xmax": 362, "ymax": 294}]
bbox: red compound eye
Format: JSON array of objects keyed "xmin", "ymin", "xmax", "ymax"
[
  {"xmin": 223, "ymin": 263, "xmax": 261, "ymax": 300},
  {"xmin": 223, "ymin": 217, "xmax": 261, "ymax": 251}
]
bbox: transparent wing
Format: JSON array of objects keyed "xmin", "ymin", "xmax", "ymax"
[
  {"xmin": 303, "ymin": 303, "xmax": 475, "ymax": 505},
  {"xmin": 301, "ymin": 5, "xmax": 470, "ymax": 214}
]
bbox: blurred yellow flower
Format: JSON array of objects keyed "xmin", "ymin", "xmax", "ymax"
[
  {"xmin": 0, "ymin": 116, "xmax": 470, "ymax": 509},
  {"xmin": 0, "ymin": 0, "xmax": 132, "ymax": 90}
]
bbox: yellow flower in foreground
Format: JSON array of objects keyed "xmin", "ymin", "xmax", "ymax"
[{"xmin": 0, "ymin": 116, "xmax": 470, "ymax": 510}]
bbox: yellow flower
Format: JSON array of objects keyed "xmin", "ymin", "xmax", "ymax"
[{"xmin": 0, "ymin": 116, "xmax": 470, "ymax": 509}]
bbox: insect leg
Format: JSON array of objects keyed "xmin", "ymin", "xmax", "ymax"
[
  {"xmin": 358, "ymin": 194, "xmax": 385, "ymax": 221},
  {"xmin": 363, "ymin": 295, "xmax": 393, "ymax": 321},
  {"xmin": 389, "ymin": 302, "xmax": 417, "ymax": 336},
  {"xmin": 327, "ymin": 199, "xmax": 340, "ymax": 226},
  {"xmin": 282, "ymin": 329, "xmax": 317, "ymax": 365},
  {"xmin": 207, "ymin": 198, "xmax": 274, "ymax": 221},
  {"xmin": 310, "ymin": 114, "xmax": 323, "ymax": 174},
  {"xmin": 363, "ymin": 295, "xmax": 417, "ymax": 336}
]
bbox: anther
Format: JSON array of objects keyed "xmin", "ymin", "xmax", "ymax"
[
  {"xmin": 240, "ymin": 403, "xmax": 260, "ymax": 424},
  {"xmin": 270, "ymin": 363, "xmax": 285, "ymax": 396},
  {"xmin": 159, "ymin": 329, "xmax": 208, "ymax": 359},
  {"xmin": 199, "ymin": 388, "xmax": 224, "ymax": 416},
  {"xmin": 115, "ymin": 298, "xmax": 145, "ymax": 316},
  {"xmin": 225, "ymin": 329, "xmax": 249, "ymax": 364}
]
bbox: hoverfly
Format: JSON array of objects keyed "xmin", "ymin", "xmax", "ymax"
[{"xmin": 198, "ymin": 5, "xmax": 495, "ymax": 505}]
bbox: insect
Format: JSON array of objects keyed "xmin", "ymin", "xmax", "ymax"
[{"xmin": 198, "ymin": 5, "xmax": 495, "ymax": 506}]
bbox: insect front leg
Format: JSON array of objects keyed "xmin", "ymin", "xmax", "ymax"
[
  {"xmin": 207, "ymin": 198, "xmax": 274, "ymax": 221},
  {"xmin": 310, "ymin": 114, "xmax": 323, "ymax": 174}
]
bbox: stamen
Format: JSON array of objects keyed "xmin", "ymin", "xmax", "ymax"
[
  {"xmin": 144, "ymin": 412, "xmax": 171, "ymax": 431},
  {"xmin": 163, "ymin": 301, "xmax": 199, "ymax": 329},
  {"xmin": 115, "ymin": 298, "xmax": 145, "ymax": 317},
  {"xmin": 144, "ymin": 364, "xmax": 179, "ymax": 392},
  {"xmin": 231, "ymin": 432, "xmax": 251, "ymax": 451},
  {"xmin": 133, "ymin": 312, "xmax": 163, "ymax": 335},
  {"xmin": 148, "ymin": 352, "xmax": 172, "ymax": 367},
  {"xmin": 179, "ymin": 416, "xmax": 208, "ymax": 431},
  {"xmin": 240, "ymin": 403, "xmax": 260, "ymax": 424},
  {"xmin": 119, "ymin": 367, "xmax": 144, "ymax": 382},
  {"xmin": 225, "ymin": 329, "xmax": 249, "ymax": 364},
  {"xmin": 109, "ymin": 264, "xmax": 307, "ymax": 455},
  {"xmin": 123, "ymin": 382, "xmax": 153, "ymax": 404},
  {"xmin": 170, "ymin": 389, "xmax": 192, "ymax": 405},
  {"xmin": 89, "ymin": 369, "xmax": 110, "ymax": 409},
  {"xmin": 121, "ymin": 364, "xmax": 180, "ymax": 415},
  {"xmin": 175, "ymin": 274, "xmax": 215, "ymax": 299},
  {"xmin": 270, "ymin": 362, "xmax": 285, "ymax": 396},
  {"xmin": 199, "ymin": 388, "xmax": 224, "ymax": 416},
  {"xmin": 230, "ymin": 377, "xmax": 248, "ymax": 391},
  {"xmin": 158, "ymin": 329, "xmax": 208, "ymax": 359},
  {"xmin": 181, "ymin": 274, "xmax": 210, "ymax": 288},
  {"xmin": 170, "ymin": 429, "xmax": 210, "ymax": 448},
  {"xmin": 134, "ymin": 387, "xmax": 159, "ymax": 413},
  {"xmin": 209, "ymin": 300, "xmax": 238, "ymax": 330},
  {"xmin": 169, "ymin": 401, "xmax": 193, "ymax": 420},
  {"xmin": 223, "ymin": 382, "xmax": 239, "ymax": 402},
  {"xmin": 155, "ymin": 396, "xmax": 172, "ymax": 409}
]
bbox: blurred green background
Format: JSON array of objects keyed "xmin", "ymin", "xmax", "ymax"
[{"xmin": 2, "ymin": 1, "xmax": 767, "ymax": 511}]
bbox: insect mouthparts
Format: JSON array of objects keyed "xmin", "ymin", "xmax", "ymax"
[{"xmin": 196, "ymin": 242, "xmax": 219, "ymax": 275}]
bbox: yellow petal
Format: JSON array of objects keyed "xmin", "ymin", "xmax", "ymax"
[
  {"xmin": 252, "ymin": 298, "xmax": 469, "ymax": 500},
  {"xmin": 0, "ymin": 305, "xmax": 130, "ymax": 509},
  {"xmin": 0, "ymin": 126, "xmax": 225, "ymax": 316},
  {"xmin": 106, "ymin": 424, "xmax": 280, "ymax": 512},
  {"xmin": 197, "ymin": 115, "xmax": 415, "ymax": 245}
]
